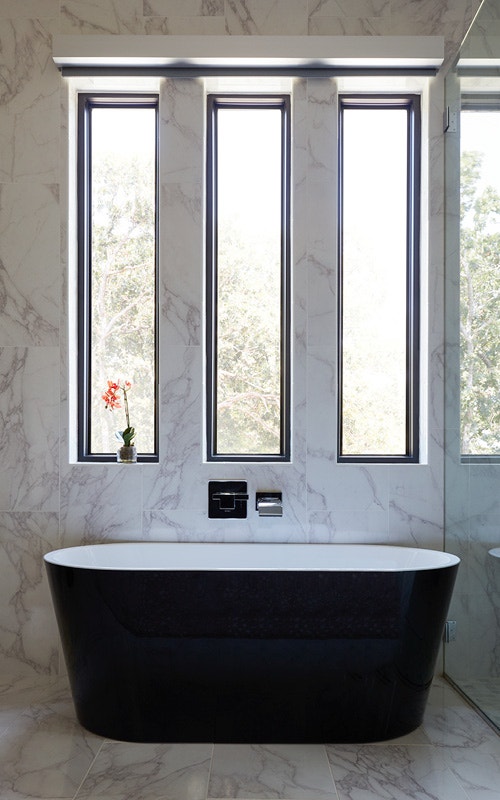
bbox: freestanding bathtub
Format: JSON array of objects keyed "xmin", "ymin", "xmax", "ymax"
[{"xmin": 44, "ymin": 542, "xmax": 459, "ymax": 743}]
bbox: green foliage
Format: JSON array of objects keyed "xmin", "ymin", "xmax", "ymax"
[
  {"xmin": 90, "ymin": 149, "xmax": 156, "ymax": 454},
  {"xmin": 216, "ymin": 217, "xmax": 282, "ymax": 455},
  {"xmin": 460, "ymin": 150, "xmax": 500, "ymax": 454}
]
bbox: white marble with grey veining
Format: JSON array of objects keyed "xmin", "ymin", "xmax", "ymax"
[
  {"xmin": 0, "ymin": 674, "xmax": 499, "ymax": 800},
  {"xmin": 0, "ymin": 184, "xmax": 59, "ymax": 347},
  {"xmin": 60, "ymin": 0, "xmax": 144, "ymax": 34},
  {"xmin": 0, "ymin": 512, "xmax": 59, "ymax": 676},
  {"xmin": 225, "ymin": 0, "xmax": 309, "ymax": 35},
  {"xmin": 60, "ymin": 464, "xmax": 144, "ymax": 547},
  {"xmin": 0, "ymin": 18, "xmax": 59, "ymax": 183},
  {"xmin": 0, "ymin": 348, "xmax": 59, "ymax": 513},
  {"xmin": 145, "ymin": 0, "xmax": 224, "ymax": 16},
  {"xmin": 76, "ymin": 741, "xmax": 212, "ymax": 800},
  {"xmin": 326, "ymin": 742, "xmax": 470, "ymax": 800},
  {"xmin": 208, "ymin": 743, "xmax": 335, "ymax": 799},
  {"xmin": 0, "ymin": 0, "xmax": 488, "ymax": 677}
]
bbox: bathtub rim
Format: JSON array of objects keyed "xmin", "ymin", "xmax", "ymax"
[{"xmin": 44, "ymin": 542, "xmax": 460, "ymax": 572}]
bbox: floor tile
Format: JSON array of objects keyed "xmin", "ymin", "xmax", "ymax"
[
  {"xmin": 208, "ymin": 743, "xmax": 336, "ymax": 799},
  {"xmin": 445, "ymin": 746, "xmax": 500, "ymax": 799},
  {"xmin": 422, "ymin": 699, "xmax": 500, "ymax": 753},
  {"xmin": 0, "ymin": 674, "xmax": 59, "ymax": 738},
  {"xmin": 325, "ymin": 743, "xmax": 469, "ymax": 800},
  {"xmin": 457, "ymin": 678, "xmax": 500, "ymax": 730},
  {"xmin": 75, "ymin": 742, "xmax": 213, "ymax": 800},
  {"xmin": 0, "ymin": 699, "xmax": 103, "ymax": 800},
  {"xmin": 1, "ymin": 674, "xmax": 500, "ymax": 800}
]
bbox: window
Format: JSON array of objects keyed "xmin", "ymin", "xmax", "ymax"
[
  {"xmin": 460, "ymin": 99, "xmax": 500, "ymax": 458},
  {"xmin": 206, "ymin": 95, "xmax": 291, "ymax": 461},
  {"xmin": 77, "ymin": 94, "xmax": 158, "ymax": 462},
  {"xmin": 338, "ymin": 95, "xmax": 420, "ymax": 463}
]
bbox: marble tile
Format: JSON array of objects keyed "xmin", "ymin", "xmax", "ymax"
[
  {"xmin": 0, "ymin": 512, "xmax": 60, "ymax": 676},
  {"xmin": 446, "ymin": 748, "xmax": 500, "ymax": 800},
  {"xmin": 144, "ymin": 0, "xmax": 224, "ymax": 14},
  {"xmin": 60, "ymin": 465, "xmax": 144, "ymax": 546},
  {"xmin": 422, "ymin": 696, "xmax": 500, "ymax": 753},
  {"xmin": 0, "ymin": 681, "xmax": 103, "ymax": 800},
  {"xmin": 388, "ymin": 459, "xmax": 444, "ymax": 549},
  {"xmin": 75, "ymin": 742, "xmax": 212, "ymax": 800},
  {"xmin": 61, "ymin": 0, "xmax": 144, "ymax": 34},
  {"xmin": 306, "ymin": 184, "xmax": 337, "ymax": 347},
  {"xmin": 0, "ymin": 183, "xmax": 59, "ymax": 346},
  {"xmin": 308, "ymin": 452, "xmax": 389, "ymax": 522},
  {"xmin": 143, "ymin": 345, "xmax": 203, "ymax": 512},
  {"xmin": 144, "ymin": 15, "xmax": 226, "ymax": 33},
  {"xmin": 309, "ymin": 0, "xmax": 389, "ymax": 16},
  {"xmin": 457, "ymin": 679, "xmax": 500, "ymax": 731},
  {"xmin": 160, "ymin": 79, "xmax": 204, "ymax": 185},
  {"xmin": 225, "ymin": 0, "xmax": 309, "ymax": 35},
  {"xmin": 326, "ymin": 742, "xmax": 469, "ymax": 800},
  {"xmin": 0, "ymin": 674, "xmax": 498, "ymax": 800},
  {"xmin": 0, "ymin": 674, "xmax": 57, "ymax": 739},
  {"xmin": 392, "ymin": 0, "xmax": 478, "ymax": 24},
  {"xmin": 0, "ymin": 348, "xmax": 59, "ymax": 512},
  {"xmin": 308, "ymin": 17, "xmax": 387, "ymax": 35},
  {"xmin": 307, "ymin": 507, "xmax": 392, "ymax": 542},
  {"xmin": 208, "ymin": 744, "xmax": 335, "ymax": 799},
  {"xmin": 0, "ymin": 19, "xmax": 59, "ymax": 183},
  {"xmin": 306, "ymin": 347, "xmax": 336, "ymax": 469},
  {"xmin": 160, "ymin": 185, "xmax": 203, "ymax": 346},
  {"xmin": 0, "ymin": 1, "xmax": 59, "ymax": 15},
  {"xmin": 469, "ymin": 465, "xmax": 500, "ymax": 520},
  {"xmin": 306, "ymin": 78, "xmax": 337, "ymax": 184}
]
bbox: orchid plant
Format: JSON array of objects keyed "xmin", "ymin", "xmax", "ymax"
[{"xmin": 102, "ymin": 380, "xmax": 136, "ymax": 447}]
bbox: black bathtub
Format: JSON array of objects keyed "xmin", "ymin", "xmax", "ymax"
[{"xmin": 45, "ymin": 542, "xmax": 459, "ymax": 743}]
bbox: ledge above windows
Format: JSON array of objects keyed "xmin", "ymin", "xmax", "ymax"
[{"xmin": 52, "ymin": 34, "xmax": 444, "ymax": 76}]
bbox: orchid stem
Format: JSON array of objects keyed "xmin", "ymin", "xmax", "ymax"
[{"xmin": 123, "ymin": 386, "xmax": 131, "ymax": 429}]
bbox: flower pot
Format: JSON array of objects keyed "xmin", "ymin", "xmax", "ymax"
[{"xmin": 117, "ymin": 445, "xmax": 137, "ymax": 463}]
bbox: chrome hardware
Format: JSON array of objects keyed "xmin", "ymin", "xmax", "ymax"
[
  {"xmin": 256, "ymin": 491, "xmax": 283, "ymax": 517},
  {"xmin": 443, "ymin": 620, "xmax": 457, "ymax": 643}
]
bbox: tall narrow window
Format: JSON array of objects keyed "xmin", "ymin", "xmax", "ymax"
[
  {"xmin": 207, "ymin": 95, "xmax": 290, "ymax": 461},
  {"xmin": 460, "ymin": 100, "xmax": 500, "ymax": 457},
  {"xmin": 338, "ymin": 95, "xmax": 420, "ymax": 463},
  {"xmin": 78, "ymin": 95, "xmax": 158, "ymax": 461}
]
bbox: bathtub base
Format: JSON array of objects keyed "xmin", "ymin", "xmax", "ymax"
[
  {"xmin": 46, "ymin": 563, "xmax": 458, "ymax": 743},
  {"xmin": 74, "ymin": 640, "xmax": 429, "ymax": 743}
]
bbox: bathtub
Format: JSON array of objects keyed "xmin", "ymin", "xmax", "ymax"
[{"xmin": 44, "ymin": 542, "xmax": 459, "ymax": 743}]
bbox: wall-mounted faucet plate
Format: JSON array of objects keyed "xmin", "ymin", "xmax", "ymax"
[{"xmin": 208, "ymin": 480, "xmax": 248, "ymax": 519}]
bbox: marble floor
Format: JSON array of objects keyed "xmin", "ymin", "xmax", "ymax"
[
  {"xmin": 454, "ymin": 678, "xmax": 500, "ymax": 732},
  {"xmin": 1, "ymin": 674, "xmax": 500, "ymax": 800}
]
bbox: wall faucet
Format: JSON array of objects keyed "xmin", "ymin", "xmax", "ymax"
[{"xmin": 256, "ymin": 492, "xmax": 283, "ymax": 517}]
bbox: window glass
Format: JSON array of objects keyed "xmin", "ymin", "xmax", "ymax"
[
  {"xmin": 338, "ymin": 97, "xmax": 420, "ymax": 462},
  {"xmin": 78, "ymin": 98, "xmax": 158, "ymax": 460},
  {"xmin": 207, "ymin": 96, "xmax": 290, "ymax": 461},
  {"xmin": 460, "ymin": 106, "xmax": 500, "ymax": 456}
]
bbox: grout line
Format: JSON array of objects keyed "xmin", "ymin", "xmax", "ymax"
[
  {"xmin": 322, "ymin": 744, "xmax": 341, "ymax": 800},
  {"xmin": 205, "ymin": 742, "xmax": 215, "ymax": 799},
  {"xmin": 71, "ymin": 738, "xmax": 106, "ymax": 800}
]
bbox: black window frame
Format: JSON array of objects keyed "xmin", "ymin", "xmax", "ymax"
[
  {"xmin": 77, "ymin": 93, "xmax": 160, "ymax": 463},
  {"xmin": 337, "ymin": 94, "xmax": 421, "ymax": 464},
  {"xmin": 206, "ymin": 94, "xmax": 291, "ymax": 463}
]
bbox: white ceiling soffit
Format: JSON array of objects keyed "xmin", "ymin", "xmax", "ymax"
[{"xmin": 52, "ymin": 34, "xmax": 444, "ymax": 71}]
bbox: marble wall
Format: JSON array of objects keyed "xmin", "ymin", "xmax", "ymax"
[{"xmin": 0, "ymin": 0, "xmax": 482, "ymax": 676}]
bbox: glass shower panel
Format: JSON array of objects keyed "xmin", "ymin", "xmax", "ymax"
[{"xmin": 444, "ymin": 0, "xmax": 500, "ymax": 733}]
